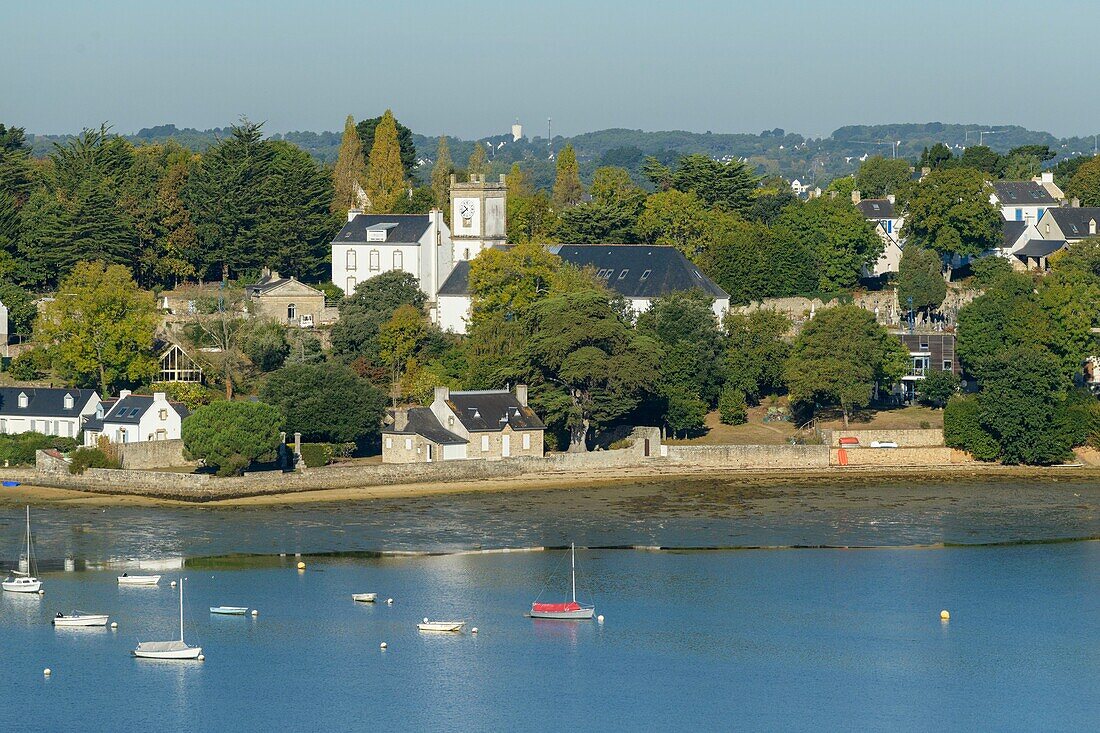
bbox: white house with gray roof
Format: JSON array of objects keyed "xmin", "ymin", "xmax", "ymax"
[
  {"xmin": 0, "ymin": 387, "xmax": 100, "ymax": 438},
  {"xmin": 82, "ymin": 391, "xmax": 189, "ymax": 446},
  {"xmin": 991, "ymin": 181, "xmax": 1061, "ymax": 225},
  {"xmin": 1036, "ymin": 205, "xmax": 1100, "ymax": 243}
]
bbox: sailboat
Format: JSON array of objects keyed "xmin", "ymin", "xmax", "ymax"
[
  {"xmin": 3, "ymin": 506, "xmax": 42, "ymax": 593},
  {"xmin": 133, "ymin": 577, "xmax": 203, "ymax": 660},
  {"xmin": 530, "ymin": 543, "xmax": 595, "ymax": 620}
]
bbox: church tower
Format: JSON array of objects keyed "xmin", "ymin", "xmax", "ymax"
[{"xmin": 450, "ymin": 173, "xmax": 507, "ymax": 261}]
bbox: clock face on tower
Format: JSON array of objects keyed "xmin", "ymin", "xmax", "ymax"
[{"xmin": 458, "ymin": 198, "xmax": 477, "ymax": 224}]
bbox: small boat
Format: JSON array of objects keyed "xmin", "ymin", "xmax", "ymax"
[
  {"xmin": 209, "ymin": 606, "xmax": 248, "ymax": 615},
  {"xmin": 117, "ymin": 574, "xmax": 161, "ymax": 586},
  {"xmin": 2, "ymin": 480, "xmax": 20, "ymax": 487},
  {"xmin": 417, "ymin": 619, "xmax": 465, "ymax": 632},
  {"xmin": 3, "ymin": 506, "xmax": 42, "ymax": 594},
  {"xmin": 53, "ymin": 611, "xmax": 110, "ymax": 627},
  {"xmin": 133, "ymin": 578, "xmax": 202, "ymax": 660},
  {"xmin": 351, "ymin": 593, "xmax": 377, "ymax": 603},
  {"xmin": 530, "ymin": 543, "xmax": 595, "ymax": 620}
]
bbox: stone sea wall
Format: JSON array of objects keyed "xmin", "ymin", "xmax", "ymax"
[
  {"xmin": 822, "ymin": 429, "xmax": 944, "ymax": 448},
  {"xmin": 832, "ymin": 447, "xmax": 954, "ymax": 467},
  {"xmin": 116, "ymin": 439, "xmax": 196, "ymax": 470},
  {"xmin": 665, "ymin": 444, "xmax": 830, "ymax": 469}
]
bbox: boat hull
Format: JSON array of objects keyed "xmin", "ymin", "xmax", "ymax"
[
  {"xmin": 117, "ymin": 575, "xmax": 161, "ymax": 586},
  {"xmin": 3, "ymin": 579, "xmax": 42, "ymax": 593},
  {"xmin": 352, "ymin": 593, "xmax": 377, "ymax": 603},
  {"xmin": 209, "ymin": 607, "xmax": 248, "ymax": 615},
  {"xmin": 417, "ymin": 622, "xmax": 465, "ymax": 632},
  {"xmin": 54, "ymin": 615, "xmax": 109, "ymax": 627},
  {"xmin": 133, "ymin": 641, "xmax": 202, "ymax": 659},
  {"xmin": 530, "ymin": 607, "xmax": 595, "ymax": 620}
]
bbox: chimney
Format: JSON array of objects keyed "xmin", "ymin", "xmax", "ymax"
[
  {"xmin": 433, "ymin": 386, "xmax": 450, "ymax": 405},
  {"xmin": 119, "ymin": 389, "xmax": 131, "ymax": 399},
  {"xmin": 921, "ymin": 166, "xmax": 931, "ymax": 176},
  {"xmin": 1090, "ymin": 219, "xmax": 1097, "ymax": 236},
  {"xmin": 887, "ymin": 194, "xmax": 896, "ymax": 205},
  {"xmin": 394, "ymin": 408, "xmax": 409, "ymax": 431},
  {"xmin": 1072, "ymin": 197, "xmax": 1081, "ymax": 208},
  {"xmin": 450, "ymin": 173, "xmax": 456, "ymax": 186},
  {"xmin": 499, "ymin": 173, "xmax": 507, "ymax": 185},
  {"xmin": 270, "ymin": 270, "xmax": 280, "ymax": 281},
  {"xmin": 851, "ymin": 190, "xmax": 861, "ymax": 204},
  {"xmin": 347, "ymin": 208, "xmax": 362, "ymax": 223},
  {"xmin": 260, "ymin": 266, "xmax": 271, "ymax": 279},
  {"xmin": 153, "ymin": 391, "xmax": 166, "ymax": 402},
  {"xmin": 1041, "ymin": 171, "xmax": 1054, "ymax": 184},
  {"xmin": 515, "ymin": 384, "xmax": 528, "ymax": 407}
]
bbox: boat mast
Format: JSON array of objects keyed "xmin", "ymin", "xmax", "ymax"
[
  {"xmin": 179, "ymin": 578, "xmax": 185, "ymax": 643},
  {"xmin": 571, "ymin": 543, "xmax": 576, "ymax": 603}
]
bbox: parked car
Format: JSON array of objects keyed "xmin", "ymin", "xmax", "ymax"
[{"xmin": 870, "ymin": 441, "xmax": 898, "ymax": 449}]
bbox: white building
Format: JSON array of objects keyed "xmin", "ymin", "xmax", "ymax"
[
  {"xmin": 1036, "ymin": 205, "xmax": 1100, "ymax": 243},
  {"xmin": 990, "ymin": 180, "xmax": 1060, "ymax": 225},
  {"xmin": 855, "ymin": 192, "xmax": 906, "ymax": 277},
  {"xmin": 0, "ymin": 387, "xmax": 100, "ymax": 438},
  {"xmin": 82, "ymin": 391, "xmax": 189, "ymax": 446}
]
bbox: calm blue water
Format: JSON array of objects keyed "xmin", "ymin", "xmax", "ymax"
[{"xmin": 1, "ymin": 481, "xmax": 1098, "ymax": 732}]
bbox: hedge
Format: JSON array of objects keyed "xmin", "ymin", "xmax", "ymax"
[{"xmin": 943, "ymin": 394, "xmax": 1000, "ymax": 461}]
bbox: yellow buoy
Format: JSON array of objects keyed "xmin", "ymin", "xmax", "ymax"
[
  {"xmin": 940, "ymin": 609, "xmax": 950, "ymax": 621},
  {"xmin": 297, "ymin": 561, "xmax": 306, "ymax": 570},
  {"xmin": 43, "ymin": 668, "xmax": 52, "ymax": 676}
]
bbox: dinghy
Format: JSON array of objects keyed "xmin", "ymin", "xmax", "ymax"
[
  {"xmin": 417, "ymin": 619, "xmax": 465, "ymax": 632},
  {"xmin": 53, "ymin": 611, "xmax": 110, "ymax": 627},
  {"xmin": 529, "ymin": 543, "xmax": 595, "ymax": 620},
  {"xmin": 209, "ymin": 606, "xmax": 248, "ymax": 615},
  {"xmin": 117, "ymin": 574, "xmax": 161, "ymax": 586},
  {"xmin": 133, "ymin": 578, "xmax": 202, "ymax": 660},
  {"xmin": 3, "ymin": 507, "xmax": 42, "ymax": 594},
  {"xmin": 351, "ymin": 593, "xmax": 377, "ymax": 603}
]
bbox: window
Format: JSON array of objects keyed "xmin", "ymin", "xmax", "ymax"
[
  {"xmin": 640, "ymin": 269, "xmax": 651, "ymax": 280},
  {"xmin": 159, "ymin": 409, "xmax": 168, "ymax": 420},
  {"xmin": 943, "ymin": 360, "xmax": 953, "ymax": 371},
  {"xmin": 886, "ymin": 220, "xmax": 893, "ymax": 234},
  {"xmin": 346, "ymin": 250, "xmax": 357, "ymax": 270},
  {"xmin": 1015, "ymin": 208, "xmax": 1023, "ymax": 221},
  {"xmin": 404, "ymin": 438, "xmax": 412, "ymax": 451},
  {"xmin": 919, "ymin": 339, "xmax": 929, "ymax": 350},
  {"xmin": 287, "ymin": 303, "xmax": 297, "ymax": 321},
  {"xmin": 17, "ymin": 392, "xmax": 27, "ymax": 409},
  {"xmin": 346, "ymin": 276, "xmax": 357, "ymax": 293},
  {"xmin": 369, "ymin": 250, "xmax": 380, "ymax": 271},
  {"xmin": 447, "ymin": 416, "xmax": 454, "ymax": 427},
  {"xmin": 393, "ymin": 250, "xmax": 403, "ymax": 270},
  {"xmin": 522, "ymin": 433, "xmax": 530, "ymax": 450},
  {"xmin": 618, "ymin": 269, "xmax": 629, "ymax": 280},
  {"xmin": 63, "ymin": 394, "xmax": 74, "ymax": 410},
  {"xmin": 1037, "ymin": 208, "xmax": 1045, "ymax": 220},
  {"xmin": 481, "ymin": 435, "xmax": 489, "ymax": 452},
  {"xmin": 386, "ymin": 438, "xmax": 392, "ymax": 449}
]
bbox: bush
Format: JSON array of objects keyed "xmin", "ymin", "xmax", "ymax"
[
  {"xmin": 8, "ymin": 350, "xmax": 45, "ymax": 380},
  {"xmin": 299, "ymin": 443, "xmax": 334, "ymax": 468},
  {"xmin": 718, "ymin": 387, "xmax": 748, "ymax": 425},
  {"xmin": 182, "ymin": 400, "xmax": 283, "ymax": 477},
  {"xmin": 260, "ymin": 362, "xmax": 386, "ymax": 444},
  {"xmin": 68, "ymin": 446, "xmax": 121, "ymax": 474},
  {"xmin": 0, "ymin": 433, "xmax": 79, "ymax": 467},
  {"xmin": 1055, "ymin": 389, "xmax": 1100, "ymax": 449},
  {"xmin": 943, "ymin": 394, "xmax": 999, "ymax": 461},
  {"xmin": 150, "ymin": 382, "xmax": 217, "ymax": 412},
  {"xmin": 916, "ymin": 370, "xmax": 961, "ymax": 407},
  {"xmin": 665, "ymin": 387, "xmax": 707, "ymax": 438}
]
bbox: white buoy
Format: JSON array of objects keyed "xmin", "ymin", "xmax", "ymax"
[
  {"xmin": 43, "ymin": 668, "xmax": 51, "ymax": 676},
  {"xmin": 110, "ymin": 622, "xmax": 118, "ymax": 629},
  {"xmin": 251, "ymin": 609, "xmax": 259, "ymax": 617},
  {"xmin": 170, "ymin": 580, "xmax": 177, "ymax": 587},
  {"xmin": 380, "ymin": 642, "xmax": 387, "ymax": 650},
  {"xmin": 940, "ymin": 609, "xmax": 950, "ymax": 621},
  {"xmin": 597, "ymin": 614, "xmax": 605, "ymax": 624},
  {"xmin": 386, "ymin": 598, "xmax": 393, "ymax": 605},
  {"xmin": 38, "ymin": 589, "xmax": 45, "ymax": 595},
  {"xmin": 423, "ymin": 617, "xmax": 429, "ymax": 623},
  {"xmin": 471, "ymin": 627, "xmax": 478, "ymax": 634},
  {"xmin": 197, "ymin": 654, "xmax": 205, "ymax": 661}
]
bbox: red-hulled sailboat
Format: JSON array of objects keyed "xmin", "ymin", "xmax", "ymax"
[{"xmin": 530, "ymin": 543, "xmax": 595, "ymax": 620}]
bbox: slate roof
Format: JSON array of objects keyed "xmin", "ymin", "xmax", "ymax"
[
  {"xmin": 1046, "ymin": 207, "xmax": 1100, "ymax": 238},
  {"xmin": 1014, "ymin": 239, "xmax": 1067, "ymax": 257},
  {"xmin": 94, "ymin": 395, "xmax": 190, "ymax": 427},
  {"xmin": 246, "ymin": 272, "xmax": 322, "ymax": 298},
  {"xmin": 856, "ymin": 199, "xmax": 896, "ymax": 219},
  {"xmin": 447, "ymin": 390, "xmax": 546, "ymax": 432},
  {"xmin": 383, "ymin": 407, "xmax": 467, "ymax": 445},
  {"xmin": 1001, "ymin": 220, "xmax": 1028, "ymax": 249},
  {"xmin": 437, "ymin": 261, "xmax": 471, "ymax": 296},
  {"xmin": 993, "ymin": 181, "xmax": 1058, "ymax": 206},
  {"xmin": 332, "ymin": 214, "xmax": 432, "ymax": 245},
  {"xmin": 551, "ymin": 245, "xmax": 729, "ymax": 300},
  {"xmin": 0, "ymin": 388, "xmax": 98, "ymax": 418}
]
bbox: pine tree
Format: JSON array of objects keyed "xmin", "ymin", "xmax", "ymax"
[
  {"xmin": 258, "ymin": 141, "xmax": 335, "ymax": 281},
  {"xmin": 156, "ymin": 160, "xmax": 198, "ymax": 286},
  {"xmin": 430, "ymin": 136, "xmax": 453, "ymax": 216},
  {"xmin": 552, "ymin": 144, "xmax": 584, "ymax": 209},
  {"xmin": 467, "ymin": 143, "xmax": 488, "ymax": 178},
  {"xmin": 331, "ymin": 115, "xmax": 367, "ymax": 215},
  {"xmin": 363, "ymin": 110, "xmax": 406, "ymax": 213}
]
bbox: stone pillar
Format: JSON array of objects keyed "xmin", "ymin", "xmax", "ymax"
[{"xmin": 294, "ymin": 432, "xmax": 302, "ymax": 458}]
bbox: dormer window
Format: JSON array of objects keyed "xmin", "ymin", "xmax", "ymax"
[
  {"xmin": 63, "ymin": 394, "xmax": 74, "ymax": 410},
  {"xmin": 17, "ymin": 392, "xmax": 27, "ymax": 409}
]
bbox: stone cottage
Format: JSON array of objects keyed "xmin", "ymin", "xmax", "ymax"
[
  {"xmin": 382, "ymin": 385, "xmax": 545, "ymax": 463},
  {"xmin": 246, "ymin": 268, "xmax": 330, "ymax": 328}
]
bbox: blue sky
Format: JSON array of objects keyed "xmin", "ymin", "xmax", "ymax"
[{"xmin": 4, "ymin": 0, "xmax": 1098, "ymax": 139}]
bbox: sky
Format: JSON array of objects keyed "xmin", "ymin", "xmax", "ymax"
[{"xmin": 3, "ymin": 0, "xmax": 1098, "ymax": 140}]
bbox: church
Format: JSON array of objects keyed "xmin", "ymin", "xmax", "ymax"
[{"xmin": 330, "ymin": 173, "xmax": 729, "ymax": 333}]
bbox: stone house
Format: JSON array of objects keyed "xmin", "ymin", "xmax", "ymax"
[
  {"xmin": 82, "ymin": 391, "xmax": 189, "ymax": 445},
  {"xmin": 246, "ymin": 269, "xmax": 330, "ymax": 328},
  {"xmin": 382, "ymin": 385, "xmax": 544, "ymax": 463}
]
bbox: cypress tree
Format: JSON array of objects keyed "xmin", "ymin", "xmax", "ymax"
[
  {"xmin": 331, "ymin": 115, "xmax": 367, "ymax": 215},
  {"xmin": 430, "ymin": 136, "xmax": 453, "ymax": 216},
  {"xmin": 363, "ymin": 110, "xmax": 406, "ymax": 214},
  {"xmin": 467, "ymin": 143, "xmax": 488, "ymax": 178},
  {"xmin": 552, "ymin": 144, "xmax": 584, "ymax": 209}
]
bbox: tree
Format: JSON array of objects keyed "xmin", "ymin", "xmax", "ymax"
[
  {"xmin": 357, "ymin": 113, "xmax": 417, "ymax": 179},
  {"xmin": 182, "ymin": 400, "xmax": 283, "ymax": 476},
  {"xmin": 430, "ymin": 136, "xmax": 453, "ymax": 215},
  {"xmin": 775, "ymin": 196, "xmax": 884, "ymax": 290},
  {"xmin": 468, "ymin": 241, "xmax": 566, "ymax": 327},
  {"xmin": 697, "ymin": 215, "xmax": 817, "ymax": 302},
  {"xmin": 557, "ymin": 166, "xmax": 645, "ymax": 243},
  {"xmin": 723, "ymin": 310, "xmax": 792, "ymax": 402},
  {"xmin": 363, "ymin": 110, "xmax": 406, "ymax": 214},
  {"xmin": 918, "ymin": 143, "xmax": 954, "ymax": 170},
  {"xmin": 916, "ymin": 369, "xmax": 960, "ymax": 407},
  {"xmin": 35, "ymin": 261, "xmax": 158, "ymax": 394},
  {"xmin": 331, "ymin": 270, "xmax": 425, "ymax": 363},
  {"xmin": 957, "ymin": 145, "xmax": 1001, "ymax": 174},
  {"xmin": 261, "ymin": 362, "xmax": 385, "ymax": 444},
  {"xmin": 901, "ymin": 168, "xmax": 1002, "ymax": 261},
  {"xmin": 664, "ymin": 387, "xmax": 708, "ymax": 438},
  {"xmin": 784, "ymin": 305, "xmax": 909, "ymax": 426},
  {"xmin": 506, "ymin": 163, "xmax": 556, "ymax": 244},
  {"xmin": 182, "ymin": 289, "xmax": 249, "ymax": 399},
  {"xmin": 636, "ymin": 290, "xmax": 725, "ymax": 408},
  {"xmin": 551, "ymin": 144, "xmax": 584, "ymax": 209},
  {"xmin": 467, "ymin": 143, "xmax": 489, "ymax": 178},
  {"xmin": 897, "ymin": 245, "xmax": 947, "ymax": 316},
  {"xmin": 1053, "ymin": 154, "xmax": 1095, "ymax": 189},
  {"xmin": 944, "ymin": 394, "xmax": 1001, "ymax": 461},
  {"xmin": 377, "ymin": 304, "xmax": 429, "ymax": 405},
  {"xmin": 634, "ymin": 190, "xmax": 710, "ymax": 257},
  {"xmin": 854, "ymin": 156, "xmax": 911, "ymax": 198},
  {"xmin": 0, "ymin": 281, "xmax": 37, "ymax": 335},
  {"xmin": 241, "ymin": 320, "xmax": 290, "ymax": 372},
  {"xmin": 670, "ymin": 153, "xmax": 757, "ymax": 215},
  {"xmin": 998, "ymin": 153, "xmax": 1041, "ymax": 181},
  {"xmin": 153, "ymin": 156, "xmax": 199, "ymax": 286},
  {"xmin": 717, "ymin": 387, "xmax": 748, "ymax": 425},
  {"xmin": 519, "ymin": 289, "xmax": 660, "ymax": 451},
  {"xmin": 331, "ymin": 115, "xmax": 367, "ymax": 215},
  {"xmin": 1065, "ymin": 156, "xmax": 1100, "ymax": 206}
]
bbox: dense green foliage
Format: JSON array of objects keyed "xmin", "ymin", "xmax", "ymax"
[
  {"xmin": 901, "ymin": 168, "xmax": 1002, "ymax": 259},
  {"xmin": 0, "ymin": 433, "xmax": 78, "ymax": 467},
  {"xmin": 854, "ymin": 156, "xmax": 911, "ymax": 197},
  {"xmin": 722, "ymin": 310, "xmax": 791, "ymax": 402},
  {"xmin": 181, "ymin": 400, "xmax": 283, "ymax": 476},
  {"xmin": 260, "ymin": 362, "xmax": 385, "ymax": 444},
  {"xmin": 915, "ymin": 369, "xmax": 960, "ymax": 407},
  {"xmin": 68, "ymin": 446, "xmax": 121, "ymax": 474},
  {"xmin": 897, "ymin": 245, "xmax": 947, "ymax": 315},
  {"xmin": 943, "ymin": 394, "xmax": 1001, "ymax": 461}
]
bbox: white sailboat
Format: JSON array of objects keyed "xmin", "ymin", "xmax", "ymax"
[
  {"xmin": 3, "ymin": 506, "xmax": 42, "ymax": 594},
  {"xmin": 529, "ymin": 543, "xmax": 595, "ymax": 619},
  {"xmin": 117, "ymin": 574, "xmax": 161, "ymax": 586},
  {"xmin": 133, "ymin": 578, "xmax": 203, "ymax": 660},
  {"xmin": 53, "ymin": 611, "xmax": 110, "ymax": 627}
]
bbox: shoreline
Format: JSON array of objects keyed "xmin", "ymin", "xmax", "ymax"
[{"xmin": 2, "ymin": 462, "xmax": 1098, "ymax": 508}]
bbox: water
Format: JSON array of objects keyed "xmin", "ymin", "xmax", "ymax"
[{"xmin": 1, "ymin": 480, "xmax": 1098, "ymax": 731}]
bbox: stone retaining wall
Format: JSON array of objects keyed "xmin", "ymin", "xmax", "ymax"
[
  {"xmin": 117, "ymin": 440, "xmax": 196, "ymax": 470},
  {"xmin": 823, "ymin": 428, "xmax": 944, "ymax": 448},
  {"xmin": 665, "ymin": 444, "xmax": 830, "ymax": 468},
  {"xmin": 832, "ymin": 446, "xmax": 953, "ymax": 466}
]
